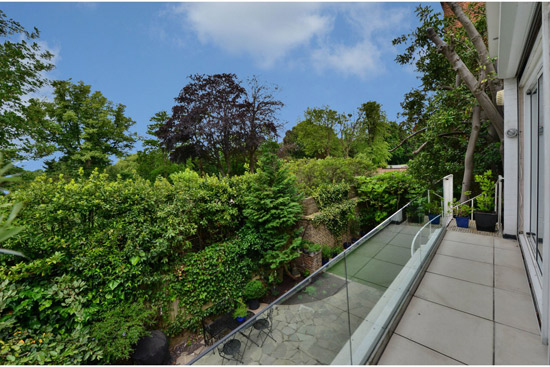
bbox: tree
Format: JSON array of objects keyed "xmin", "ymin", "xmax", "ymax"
[
  {"xmin": 287, "ymin": 118, "xmax": 342, "ymax": 159},
  {"xmin": 158, "ymin": 73, "xmax": 282, "ymax": 176},
  {"xmin": 0, "ymin": 10, "xmax": 55, "ymax": 161},
  {"xmin": 241, "ymin": 76, "xmax": 282, "ymax": 172},
  {"xmin": 27, "ymin": 80, "xmax": 136, "ymax": 173},
  {"xmin": 242, "ymin": 149, "xmax": 304, "ymax": 284},
  {"xmin": 350, "ymin": 101, "xmax": 391, "ymax": 166},
  {"xmin": 393, "ymin": 3, "xmax": 502, "ymax": 201}
]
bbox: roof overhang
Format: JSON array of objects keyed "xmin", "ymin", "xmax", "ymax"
[{"xmin": 486, "ymin": 2, "xmax": 539, "ymax": 79}]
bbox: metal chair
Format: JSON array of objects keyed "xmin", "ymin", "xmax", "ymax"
[
  {"xmin": 250, "ymin": 308, "xmax": 276, "ymax": 348},
  {"xmin": 218, "ymin": 337, "xmax": 245, "ymax": 365}
]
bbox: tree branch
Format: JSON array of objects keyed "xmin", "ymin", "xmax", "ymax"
[
  {"xmin": 426, "ymin": 27, "xmax": 504, "ymax": 141},
  {"xmin": 389, "ymin": 127, "xmax": 427, "ymax": 152},
  {"xmin": 413, "ymin": 141, "xmax": 428, "ymax": 155},
  {"xmin": 448, "ymin": 3, "xmax": 496, "ymax": 77}
]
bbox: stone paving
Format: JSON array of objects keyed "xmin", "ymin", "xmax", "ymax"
[{"xmin": 192, "ymin": 221, "xmax": 439, "ymax": 365}]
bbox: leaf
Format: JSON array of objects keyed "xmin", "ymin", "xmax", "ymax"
[{"xmin": 129, "ymin": 256, "xmax": 140, "ymax": 266}]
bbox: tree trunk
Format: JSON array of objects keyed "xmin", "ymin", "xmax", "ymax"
[
  {"xmin": 426, "ymin": 28, "xmax": 504, "ymax": 141},
  {"xmin": 460, "ymin": 105, "xmax": 481, "ymax": 203},
  {"xmin": 248, "ymin": 148, "xmax": 256, "ymax": 173}
]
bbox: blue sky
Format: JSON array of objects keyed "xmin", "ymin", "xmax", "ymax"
[{"xmin": 3, "ymin": 2, "xmax": 436, "ymax": 169}]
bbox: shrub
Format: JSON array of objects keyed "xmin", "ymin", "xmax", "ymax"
[
  {"xmin": 302, "ymin": 241, "xmax": 321, "ymax": 253},
  {"xmin": 286, "ymin": 156, "xmax": 375, "ymax": 195},
  {"xmin": 313, "ymin": 200, "xmax": 357, "ymax": 240},
  {"xmin": 90, "ymin": 302, "xmax": 155, "ymax": 364},
  {"xmin": 321, "ymin": 244, "xmax": 332, "ymax": 260},
  {"xmin": 233, "ymin": 300, "xmax": 248, "ymax": 319},
  {"xmin": 474, "ymin": 170, "xmax": 495, "ymax": 212},
  {"xmin": 243, "ymin": 280, "xmax": 266, "ymax": 300},
  {"xmin": 355, "ymin": 171, "xmax": 420, "ymax": 229}
]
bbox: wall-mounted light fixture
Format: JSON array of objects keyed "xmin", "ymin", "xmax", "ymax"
[{"xmin": 506, "ymin": 128, "xmax": 519, "ymax": 138}]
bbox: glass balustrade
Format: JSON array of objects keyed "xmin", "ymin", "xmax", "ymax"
[{"xmin": 190, "ymin": 188, "xmax": 446, "ymax": 365}]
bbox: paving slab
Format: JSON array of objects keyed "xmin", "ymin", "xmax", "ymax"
[
  {"xmin": 494, "ymin": 247, "xmax": 526, "ymax": 270},
  {"xmin": 494, "ymin": 264, "xmax": 531, "ymax": 295},
  {"xmin": 437, "ymin": 239, "xmax": 493, "ymax": 264},
  {"xmin": 427, "ymin": 254, "xmax": 493, "ymax": 287},
  {"xmin": 378, "ymin": 334, "xmax": 464, "ymax": 365},
  {"xmin": 415, "ymin": 272, "xmax": 493, "ymax": 320},
  {"xmin": 374, "ymin": 244, "xmax": 412, "ymax": 266},
  {"xmin": 494, "ymin": 288, "xmax": 540, "ymax": 335},
  {"xmin": 493, "ymin": 237, "xmax": 522, "ymax": 251},
  {"xmin": 389, "ymin": 233, "xmax": 417, "ymax": 248},
  {"xmin": 352, "ymin": 258, "xmax": 404, "ymax": 288},
  {"xmin": 494, "ymin": 323, "xmax": 548, "ymax": 365},
  {"xmin": 395, "ymin": 297, "xmax": 493, "ymax": 365},
  {"xmin": 443, "ymin": 231, "xmax": 494, "ymax": 247}
]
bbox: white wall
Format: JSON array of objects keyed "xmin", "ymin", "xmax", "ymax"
[{"xmin": 503, "ymin": 78, "xmax": 519, "ymax": 238}]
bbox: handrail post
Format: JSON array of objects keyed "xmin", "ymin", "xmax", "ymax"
[{"xmin": 443, "ymin": 174, "xmax": 453, "ymax": 226}]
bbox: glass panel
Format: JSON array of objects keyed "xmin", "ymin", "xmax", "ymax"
[
  {"xmin": 529, "ymin": 86, "xmax": 539, "ymax": 256},
  {"xmin": 191, "ymin": 187, "xmax": 446, "ymax": 365},
  {"xmin": 537, "ymin": 74, "xmax": 544, "ymax": 271}
]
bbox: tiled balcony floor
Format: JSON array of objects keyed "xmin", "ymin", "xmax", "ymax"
[{"xmin": 378, "ymin": 231, "xmax": 548, "ymax": 365}]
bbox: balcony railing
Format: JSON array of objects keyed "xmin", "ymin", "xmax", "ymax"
[{"xmin": 189, "ymin": 176, "xmax": 452, "ymax": 365}]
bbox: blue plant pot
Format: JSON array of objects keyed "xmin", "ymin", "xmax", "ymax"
[
  {"xmin": 343, "ymin": 242, "xmax": 351, "ymax": 249},
  {"xmin": 322, "ymin": 259, "xmax": 329, "ymax": 265},
  {"xmin": 456, "ymin": 216, "xmax": 469, "ymax": 228},
  {"xmin": 428, "ymin": 214, "xmax": 440, "ymax": 225},
  {"xmin": 235, "ymin": 316, "xmax": 246, "ymax": 322}
]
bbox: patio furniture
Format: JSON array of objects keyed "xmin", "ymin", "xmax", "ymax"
[
  {"xmin": 249, "ymin": 308, "xmax": 276, "ymax": 347},
  {"xmin": 202, "ymin": 310, "xmax": 256, "ymax": 346},
  {"xmin": 218, "ymin": 338, "xmax": 245, "ymax": 365}
]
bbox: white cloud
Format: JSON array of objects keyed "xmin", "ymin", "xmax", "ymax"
[
  {"xmin": 169, "ymin": 2, "xmax": 331, "ymax": 68},
  {"xmin": 161, "ymin": 2, "xmax": 412, "ymax": 78}
]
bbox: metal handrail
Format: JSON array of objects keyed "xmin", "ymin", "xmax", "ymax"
[{"xmin": 410, "ymin": 214, "xmax": 441, "ymax": 257}]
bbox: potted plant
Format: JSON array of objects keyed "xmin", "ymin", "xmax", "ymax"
[
  {"xmin": 321, "ymin": 244, "xmax": 332, "ymax": 265},
  {"xmin": 302, "ymin": 241, "xmax": 321, "ymax": 255},
  {"xmin": 243, "ymin": 280, "xmax": 266, "ymax": 310},
  {"xmin": 426, "ymin": 200, "xmax": 442, "ymax": 225},
  {"xmin": 407, "ymin": 197, "xmax": 425, "ymax": 224},
  {"xmin": 233, "ymin": 300, "xmax": 248, "ymax": 323},
  {"xmin": 474, "ymin": 170, "xmax": 497, "ymax": 232},
  {"xmin": 454, "ymin": 204, "xmax": 473, "ymax": 228}
]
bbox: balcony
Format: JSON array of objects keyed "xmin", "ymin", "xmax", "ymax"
[
  {"xmin": 187, "ymin": 177, "xmax": 546, "ymax": 365},
  {"xmin": 378, "ymin": 229, "xmax": 547, "ymax": 365}
]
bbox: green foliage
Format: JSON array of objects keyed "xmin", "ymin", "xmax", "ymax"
[
  {"xmin": 425, "ymin": 200, "xmax": 442, "ymax": 214},
  {"xmin": 233, "ymin": 300, "xmax": 248, "ymax": 319},
  {"xmin": 302, "ymin": 241, "xmax": 321, "ymax": 254},
  {"xmin": 455, "ymin": 204, "xmax": 473, "ymax": 217},
  {"xmin": 286, "ymin": 156, "xmax": 375, "ymax": 196},
  {"xmin": 321, "ymin": 244, "xmax": 332, "ymax": 260},
  {"xmin": 242, "ymin": 151, "xmax": 304, "ymax": 284},
  {"xmin": 355, "ymin": 171, "xmax": 419, "ymax": 229},
  {"xmin": 243, "ymin": 280, "xmax": 266, "ymax": 300},
  {"xmin": 474, "ymin": 170, "xmax": 495, "ymax": 212},
  {"xmin": 313, "ymin": 182, "xmax": 350, "ymax": 209},
  {"xmin": 0, "ymin": 10, "xmax": 55, "ymax": 162},
  {"xmin": 313, "ymin": 200, "xmax": 357, "ymax": 240},
  {"xmin": 288, "ymin": 118, "xmax": 342, "ymax": 159},
  {"xmin": 90, "ymin": 303, "xmax": 154, "ymax": 364},
  {"xmin": 26, "ymin": 80, "xmax": 136, "ymax": 174}
]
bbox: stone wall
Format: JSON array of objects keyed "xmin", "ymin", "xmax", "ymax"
[{"xmin": 293, "ymin": 250, "xmax": 322, "ymax": 275}]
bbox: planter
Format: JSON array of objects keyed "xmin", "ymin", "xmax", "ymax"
[
  {"xmin": 247, "ymin": 299, "xmax": 260, "ymax": 310},
  {"xmin": 322, "ymin": 259, "xmax": 329, "ymax": 265},
  {"xmin": 235, "ymin": 316, "xmax": 246, "ymax": 323},
  {"xmin": 408, "ymin": 212, "xmax": 424, "ymax": 224},
  {"xmin": 474, "ymin": 211, "xmax": 497, "ymax": 232},
  {"xmin": 428, "ymin": 213, "xmax": 441, "ymax": 225},
  {"xmin": 455, "ymin": 216, "xmax": 469, "ymax": 228},
  {"xmin": 343, "ymin": 242, "xmax": 351, "ymax": 249}
]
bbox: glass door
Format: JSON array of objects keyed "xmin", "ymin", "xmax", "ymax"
[{"xmin": 527, "ymin": 74, "xmax": 544, "ymax": 272}]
